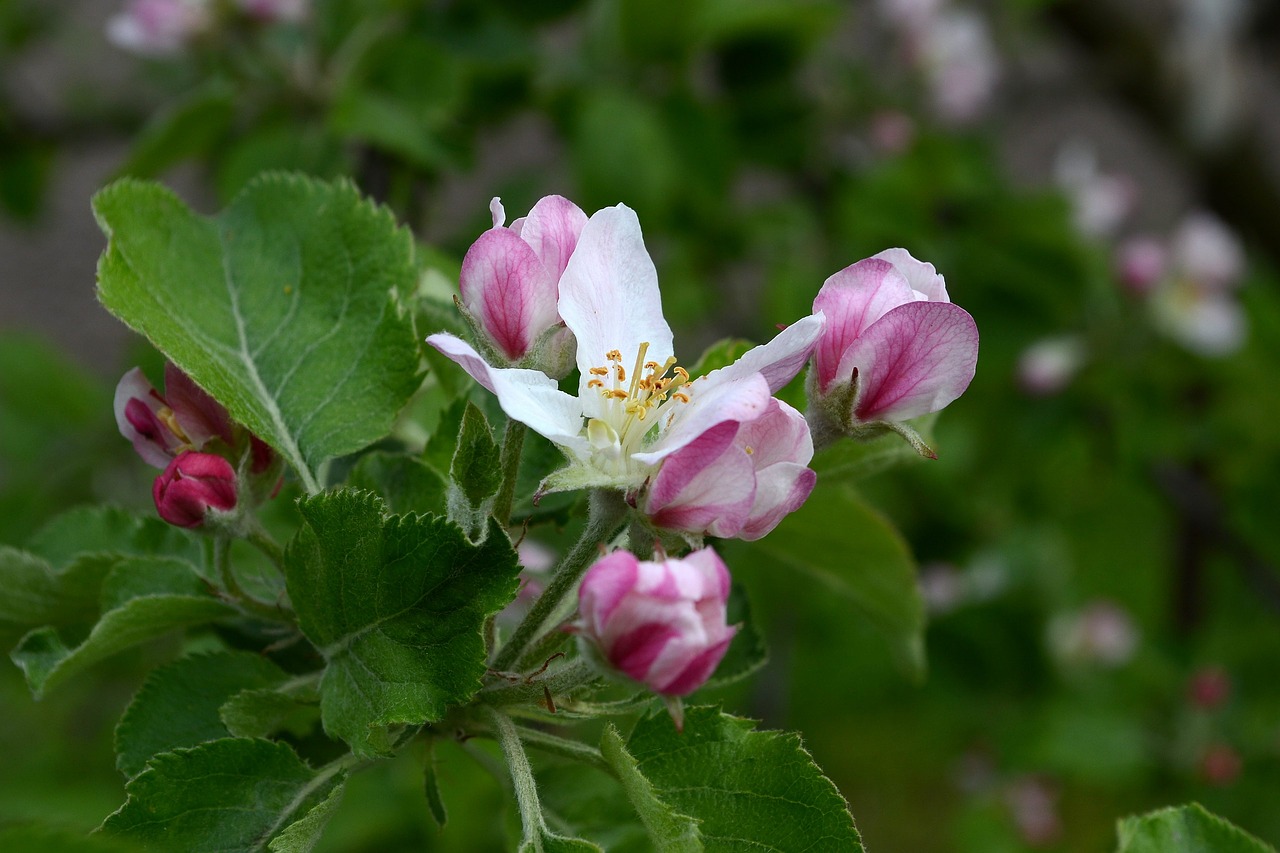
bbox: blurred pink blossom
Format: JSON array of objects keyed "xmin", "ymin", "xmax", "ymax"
[
  {"xmin": 236, "ymin": 0, "xmax": 308, "ymax": 23},
  {"xmin": 1049, "ymin": 600, "xmax": 1139, "ymax": 667},
  {"xmin": 107, "ymin": 0, "xmax": 210, "ymax": 56},
  {"xmin": 1054, "ymin": 142, "xmax": 1137, "ymax": 239},
  {"xmin": 1016, "ymin": 336, "xmax": 1087, "ymax": 397}
]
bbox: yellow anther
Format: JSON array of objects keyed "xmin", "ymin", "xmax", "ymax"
[
  {"xmin": 608, "ymin": 389, "xmax": 629, "ymax": 399},
  {"xmin": 744, "ymin": 445, "xmax": 754, "ymax": 455},
  {"xmin": 157, "ymin": 407, "xmax": 192, "ymax": 446},
  {"xmin": 588, "ymin": 379, "xmax": 604, "ymax": 388},
  {"xmin": 672, "ymin": 392, "xmax": 690, "ymax": 403},
  {"xmin": 606, "ymin": 349, "xmax": 622, "ymax": 362},
  {"xmin": 589, "ymin": 367, "xmax": 609, "ymax": 376},
  {"xmin": 615, "ymin": 365, "xmax": 626, "ymax": 382},
  {"xmin": 644, "ymin": 361, "xmax": 660, "ymax": 371},
  {"xmin": 673, "ymin": 366, "xmax": 690, "ymax": 382}
]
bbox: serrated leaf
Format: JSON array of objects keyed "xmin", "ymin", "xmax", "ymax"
[
  {"xmin": 285, "ymin": 489, "xmax": 520, "ymax": 755},
  {"xmin": 347, "ymin": 451, "xmax": 447, "ymax": 516},
  {"xmin": 221, "ymin": 684, "xmax": 320, "ymax": 740},
  {"xmin": 627, "ymin": 706, "xmax": 862, "ymax": 853},
  {"xmin": 11, "ymin": 557, "xmax": 237, "ymax": 697},
  {"xmin": 451, "ymin": 402, "xmax": 502, "ymax": 506},
  {"xmin": 103, "ymin": 738, "xmax": 345, "ymax": 853},
  {"xmin": 93, "ymin": 174, "xmax": 423, "ymax": 494},
  {"xmin": 423, "ymin": 738, "xmax": 448, "ymax": 829},
  {"xmin": 27, "ymin": 505, "xmax": 203, "ymax": 571},
  {"xmin": 746, "ymin": 481, "xmax": 926, "ymax": 678},
  {"xmin": 600, "ymin": 725, "xmax": 702, "ymax": 852},
  {"xmin": 99, "ymin": 556, "xmax": 206, "ymax": 611},
  {"xmin": 116, "ymin": 651, "xmax": 289, "ymax": 778},
  {"xmin": 0, "ymin": 546, "xmax": 109, "ymax": 634},
  {"xmin": 1116, "ymin": 803, "xmax": 1275, "ymax": 853},
  {"xmin": 268, "ymin": 780, "xmax": 345, "ymax": 853}
]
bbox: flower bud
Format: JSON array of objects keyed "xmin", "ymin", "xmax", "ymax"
[
  {"xmin": 107, "ymin": 0, "xmax": 211, "ymax": 57},
  {"xmin": 1187, "ymin": 666, "xmax": 1231, "ymax": 711},
  {"xmin": 152, "ymin": 451, "xmax": 238, "ymax": 528},
  {"xmin": 577, "ymin": 548, "xmax": 737, "ymax": 697},
  {"xmin": 1115, "ymin": 237, "xmax": 1167, "ymax": 295},
  {"xmin": 644, "ymin": 399, "xmax": 816, "ymax": 541},
  {"xmin": 460, "ymin": 196, "xmax": 587, "ymax": 366},
  {"xmin": 808, "ymin": 250, "xmax": 978, "ymax": 443}
]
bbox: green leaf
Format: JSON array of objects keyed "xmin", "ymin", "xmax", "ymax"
[
  {"xmin": 285, "ymin": 489, "xmax": 520, "ymax": 755},
  {"xmin": 627, "ymin": 706, "xmax": 862, "ymax": 853},
  {"xmin": 689, "ymin": 338, "xmax": 754, "ymax": 378},
  {"xmin": 115, "ymin": 83, "xmax": 236, "ymax": 180},
  {"xmin": 451, "ymin": 402, "xmax": 502, "ymax": 506},
  {"xmin": 0, "ymin": 546, "xmax": 109, "ymax": 635},
  {"xmin": 703, "ymin": 580, "xmax": 767, "ymax": 690},
  {"xmin": 600, "ymin": 725, "xmax": 702, "ymax": 852},
  {"xmin": 0, "ymin": 825, "xmax": 141, "ymax": 853},
  {"xmin": 268, "ymin": 780, "xmax": 345, "ymax": 853},
  {"xmin": 346, "ymin": 451, "xmax": 447, "ymax": 516},
  {"xmin": 26, "ymin": 505, "xmax": 203, "ymax": 572},
  {"xmin": 1116, "ymin": 803, "xmax": 1275, "ymax": 853},
  {"xmin": 746, "ymin": 481, "xmax": 926, "ymax": 678},
  {"xmin": 115, "ymin": 651, "xmax": 289, "ymax": 778},
  {"xmin": 103, "ymin": 738, "xmax": 345, "ymax": 853},
  {"xmin": 10, "ymin": 558, "xmax": 236, "ymax": 698},
  {"xmin": 221, "ymin": 684, "xmax": 320, "ymax": 740},
  {"xmin": 423, "ymin": 738, "xmax": 448, "ymax": 829},
  {"xmin": 93, "ymin": 174, "xmax": 423, "ymax": 494}
]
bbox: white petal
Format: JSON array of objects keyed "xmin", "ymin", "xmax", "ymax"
[
  {"xmin": 427, "ymin": 333, "xmax": 588, "ymax": 454},
  {"xmin": 631, "ymin": 371, "xmax": 771, "ymax": 466},
  {"xmin": 558, "ymin": 205, "xmax": 674, "ymax": 419},
  {"xmin": 698, "ymin": 313, "xmax": 825, "ymax": 394}
]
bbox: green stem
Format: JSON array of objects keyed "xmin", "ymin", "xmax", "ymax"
[
  {"xmin": 481, "ymin": 707, "xmax": 550, "ymax": 846},
  {"xmin": 491, "ymin": 490, "xmax": 628, "ymax": 671},
  {"xmin": 493, "ymin": 420, "xmax": 527, "ymax": 526},
  {"xmin": 245, "ymin": 522, "xmax": 286, "ymax": 571},
  {"xmin": 481, "ymin": 658, "xmax": 598, "ymax": 707},
  {"xmin": 514, "ymin": 725, "xmax": 612, "ymax": 775}
]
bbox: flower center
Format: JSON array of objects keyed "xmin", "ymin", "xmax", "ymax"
[{"xmin": 584, "ymin": 342, "xmax": 692, "ymax": 468}]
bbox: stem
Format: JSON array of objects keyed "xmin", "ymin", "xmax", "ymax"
[
  {"xmin": 493, "ymin": 420, "xmax": 527, "ymax": 526},
  {"xmin": 491, "ymin": 490, "xmax": 628, "ymax": 671},
  {"xmin": 514, "ymin": 725, "xmax": 612, "ymax": 774},
  {"xmin": 481, "ymin": 707, "xmax": 549, "ymax": 846},
  {"xmin": 481, "ymin": 658, "xmax": 598, "ymax": 707},
  {"xmin": 245, "ymin": 522, "xmax": 286, "ymax": 571}
]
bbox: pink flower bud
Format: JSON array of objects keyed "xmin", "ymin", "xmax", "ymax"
[
  {"xmin": 1115, "ymin": 237, "xmax": 1167, "ymax": 295},
  {"xmin": 107, "ymin": 0, "xmax": 210, "ymax": 56},
  {"xmin": 1199, "ymin": 744, "xmax": 1242, "ymax": 786},
  {"xmin": 460, "ymin": 196, "xmax": 587, "ymax": 362},
  {"xmin": 152, "ymin": 451, "xmax": 238, "ymax": 528},
  {"xmin": 811, "ymin": 250, "xmax": 978, "ymax": 426},
  {"xmin": 644, "ymin": 399, "xmax": 816, "ymax": 541},
  {"xmin": 577, "ymin": 549, "xmax": 738, "ymax": 696},
  {"xmin": 1187, "ymin": 666, "xmax": 1231, "ymax": 711}
]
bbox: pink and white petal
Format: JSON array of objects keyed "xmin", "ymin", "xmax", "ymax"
[
  {"xmin": 656, "ymin": 631, "xmax": 737, "ymax": 696},
  {"xmin": 734, "ymin": 398, "xmax": 812, "ymax": 469},
  {"xmin": 164, "ymin": 362, "xmax": 234, "ymax": 448},
  {"xmin": 579, "ymin": 550, "xmax": 641, "ymax": 636},
  {"xmin": 460, "ymin": 229, "xmax": 558, "ymax": 361},
  {"xmin": 738, "ymin": 462, "xmax": 816, "ymax": 541},
  {"xmin": 519, "ymin": 195, "xmax": 588, "ymax": 283},
  {"xmin": 699, "ymin": 313, "xmax": 825, "ymax": 394},
  {"xmin": 679, "ymin": 548, "xmax": 733, "ymax": 602},
  {"xmin": 813, "ymin": 258, "xmax": 917, "ymax": 391},
  {"xmin": 846, "ymin": 301, "xmax": 979, "ymax": 423},
  {"xmin": 630, "ymin": 371, "xmax": 771, "ymax": 467},
  {"xmin": 645, "ymin": 422, "xmax": 756, "ymax": 538},
  {"xmin": 426, "ymin": 334, "xmax": 588, "ymax": 453},
  {"xmin": 114, "ymin": 368, "xmax": 175, "ymax": 468},
  {"xmin": 873, "ymin": 248, "xmax": 950, "ymax": 302},
  {"xmin": 558, "ymin": 205, "xmax": 674, "ymax": 415},
  {"xmin": 489, "ymin": 197, "xmax": 506, "ymax": 229}
]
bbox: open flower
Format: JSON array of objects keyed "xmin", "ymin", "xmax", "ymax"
[
  {"xmin": 577, "ymin": 548, "xmax": 737, "ymax": 697},
  {"xmin": 807, "ymin": 249, "xmax": 978, "ymax": 449},
  {"xmin": 459, "ymin": 196, "xmax": 587, "ymax": 370},
  {"xmin": 107, "ymin": 0, "xmax": 211, "ymax": 56},
  {"xmin": 428, "ymin": 204, "xmax": 824, "ymax": 535},
  {"xmin": 115, "ymin": 363, "xmax": 235, "ymax": 468}
]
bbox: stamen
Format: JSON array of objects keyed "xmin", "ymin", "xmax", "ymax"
[
  {"xmin": 615, "ymin": 365, "xmax": 626, "ymax": 382},
  {"xmin": 744, "ymin": 445, "xmax": 754, "ymax": 455},
  {"xmin": 672, "ymin": 392, "xmax": 690, "ymax": 403},
  {"xmin": 606, "ymin": 349, "xmax": 622, "ymax": 362},
  {"xmin": 588, "ymin": 379, "xmax": 604, "ymax": 389},
  {"xmin": 629, "ymin": 343, "xmax": 649, "ymax": 401},
  {"xmin": 589, "ymin": 367, "xmax": 609, "ymax": 376},
  {"xmin": 608, "ymin": 390, "xmax": 629, "ymax": 399}
]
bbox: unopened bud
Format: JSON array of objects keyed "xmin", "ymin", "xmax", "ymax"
[{"xmin": 153, "ymin": 451, "xmax": 238, "ymax": 528}]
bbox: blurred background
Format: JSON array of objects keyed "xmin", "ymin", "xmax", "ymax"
[{"xmin": 2, "ymin": 0, "xmax": 1279, "ymax": 850}]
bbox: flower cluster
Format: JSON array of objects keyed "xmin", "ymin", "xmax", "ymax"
[
  {"xmin": 115, "ymin": 363, "xmax": 279, "ymax": 528},
  {"xmin": 108, "ymin": 0, "xmax": 306, "ymax": 56}
]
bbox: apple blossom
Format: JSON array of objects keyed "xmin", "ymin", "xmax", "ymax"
[
  {"xmin": 1149, "ymin": 213, "xmax": 1247, "ymax": 356},
  {"xmin": 116, "ymin": 363, "xmax": 235, "ymax": 468},
  {"xmin": 918, "ymin": 9, "xmax": 1000, "ymax": 125},
  {"xmin": 153, "ymin": 451, "xmax": 238, "ymax": 528},
  {"xmin": 577, "ymin": 548, "xmax": 737, "ymax": 697},
  {"xmin": 806, "ymin": 249, "xmax": 978, "ymax": 452},
  {"xmin": 1017, "ymin": 336, "xmax": 1086, "ymax": 397},
  {"xmin": 1048, "ymin": 600, "xmax": 1138, "ymax": 667},
  {"xmin": 1054, "ymin": 141, "xmax": 1136, "ymax": 239},
  {"xmin": 428, "ymin": 203, "xmax": 825, "ymax": 536},
  {"xmin": 1116, "ymin": 236, "xmax": 1167, "ymax": 295},
  {"xmin": 107, "ymin": 0, "xmax": 210, "ymax": 57},
  {"xmin": 459, "ymin": 196, "xmax": 587, "ymax": 370}
]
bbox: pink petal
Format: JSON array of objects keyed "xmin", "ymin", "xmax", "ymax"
[
  {"xmin": 645, "ymin": 422, "xmax": 757, "ymax": 538},
  {"xmin": 579, "ymin": 550, "xmax": 641, "ymax": 635},
  {"xmin": 700, "ymin": 313, "xmax": 825, "ymax": 394},
  {"xmin": 612, "ymin": 622, "xmax": 680, "ymax": 683},
  {"xmin": 519, "ymin": 195, "xmax": 588, "ymax": 284},
  {"xmin": 813, "ymin": 258, "xmax": 917, "ymax": 392},
  {"xmin": 558, "ymin": 205, "xmax": 674, "ymax": 419},
  {"xmin": 845, "ymin": 301, "xmax": 979, "ymax": 423},
  {"xmin": 738, "ymin": 463, "xmax": 816, "ymax": 541},
  {"xmin": 164, "ymin": 363, "xmax": 234, "ymax": 448},
  {"xmin": 656, "ymin": 631, "xmax": 737, "ymax": 696},
  {"xmin": 680, "ymin": 548, "xmax": 733, "ymax": 601},
  {"xmin": 460, "ymin": 229, "xmax": 558, "ymax": 361},
  {"xmin": 873, "ymin": 248, "xmax": 950, "ymax": 302},
  {"xmin": 114, "ymin": 367, "xmax": 176, "ymax": 468},
  {"xmin": 733, "ymin": 398, "xmax": 812, "ymax": 469}
]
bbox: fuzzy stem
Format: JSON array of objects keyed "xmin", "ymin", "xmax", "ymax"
[
  {"xmin": 481, "ymin": 707, "xmax": 549, "ymax": 846},
  {"xmin": 244, "ymin": 521, "xmax": 286, "ymax": 571},
  {"xmin": 493, "ymin": 420, "xmax": 527, "ymax": 527},
  {"xmin": 514, "ymin": 725, "xmax": 612, "ymax": 774},
  {"xmin": 491, "ymin": 490, "xmax": 628, "ymax": 672}
]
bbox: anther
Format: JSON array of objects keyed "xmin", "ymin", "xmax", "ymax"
[
  {"xmin": 606, "ymin": 349, "xmax": 622, "ymax": 362},
  {"xmin": 589, "ymin": 367, "xmax": 609, "ymax": 376},
  {"xmin": 672, "ymin": 392, "xmax": 690, "ymax": 403},
  {"xmin": 588, "ymin": 379, "xmax": 604, "ymax": 388}
]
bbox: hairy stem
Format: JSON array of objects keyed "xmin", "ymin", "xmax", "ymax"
[
  {"xmin": 493, "ymin": 420, "xmax": 527, "ymax": 526},
  {"xmin": 514, "ymin": 724, "xmax": 612, "ymax": 774},
  {"xmin": 481, "ymin": 707, "xmax": 549, "ymax": 846},
  {"xmin": 491, "ymin": 490, "xmax": 628, "ymax": 671}
]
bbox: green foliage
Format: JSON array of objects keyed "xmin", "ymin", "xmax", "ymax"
[
  {"xmin": 115, "ymin": 84, "xmax": 237, "ymax": 180},
  {"xmin": 599, "ymin": 725, "xmax": 702, "ymax": 851},
  {"xmin": 1116, "ymin": 803, "xmax": 1276, "ymax": 853},
  {"xmin": 285, "ymin": 489, "xmax": 520, "ymax": 755},
  {"xmin": 103, "ymin": 738, "xmax": 345, "ymax": 853},
  {"xmin": 93, "ymin": 175, "xmax": 423, "ymax": 494},
  {"xmin": 626, "ymin": 706, "xmax": 862, "ymax": 851},
  {"xmin": 114, "ymin": 651, "xmax": 290, "ymax": 778},
  {"xmin": 450, "ymin": 402, "xmax": 502, "ymax": 507}
]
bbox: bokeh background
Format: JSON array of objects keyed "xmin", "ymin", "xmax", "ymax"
[{"xmin": 2, "ymin": 0, "xmax": 1279, "ymax": 850}]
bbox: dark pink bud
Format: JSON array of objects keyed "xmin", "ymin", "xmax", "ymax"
[
  {"xmin": 578, "ymin": 549, "xmax": 737, "ymax": 697},
  {"xmin": 152, "ymin": 451, "xmax": 238, "ymax": 528},
  {"xmin": 1187, "ymin": 667, "xmax": 1231, "ymax": 711},
  {"xmin": 1199, "ymin": 744, "xmax": 1242, "ymax": 786}
]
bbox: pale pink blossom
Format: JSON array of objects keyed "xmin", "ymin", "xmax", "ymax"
[
  {"xmin": 919, "ymin": 10, "xmax": 1000, "ymax": 125},
  {"xmin": 1016, "ymin": 336, "xmax": 1086, "ymax": 397},
  {"xmin": 1150, "ymin": 213, "xmax": 1247, "ymax": 356},
  {"xmin": 1049, "ymin": 600, "xmax": 1138, "ymax": 667},
  {"xmin": 153, "ymin": 451, "xmax": 238, "ymax": 528},
  {"xmin": 428, "ymin": 204, "xmax": 824, "ymax": 536},
  {"xmin": 1054, "ymin": 142, "xmax": 1137, "ymax": 239},
  {"xmin": 643, "ymin": 398, "xmax": 815, "ymax": 541},
  {"xmin": 236, "ymin": 0, "xmax": 308, "ymax": 23},
  {"xmin": 809, "ymin": 248, "xmax": 978, "ymax": 428},
  {"xmin": 107, "ymin": 0, "xmax": 210, "ymax": 56},
  {"xmin": 1172, "ymin": 212, "xmax": 1244, "ymax": 289},
  {"xmin": 577, "ymin": 548, "xmax": 737, "ymax": 697},
  {"xmin": 1115, "ymin": 237, "xmax": 1168, "ymax": 295},
  {"xmin": 115, "ymin": 364, "xmax": 235, "ymax": 468},
  {"xmin": 460, "ymin": 196, "xmax": 587, "ymax": 364},
  {"xmin": 1005, "ymin": 777, "xmax": 1062, "ymax": 847}
]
